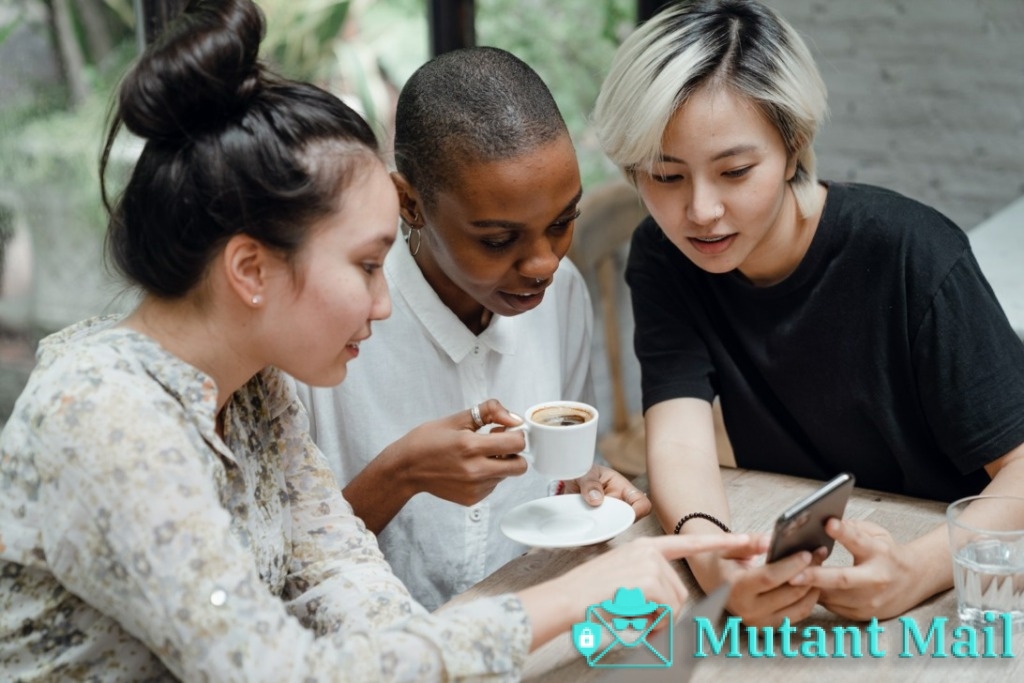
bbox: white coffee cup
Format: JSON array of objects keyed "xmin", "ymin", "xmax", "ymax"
[{"xmin": 511, "ymin": 400, "xmax": 598, "ymax": 479}]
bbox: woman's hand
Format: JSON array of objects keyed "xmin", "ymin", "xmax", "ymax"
[
  {"xmin": 791, "ymin": 518, "xmax": 925, "ymax": 620},
  {"xmin": 519, "ymin": 533, "xmax": 766, "ymax": 650},
  {"xmin": 564, "ymin": 465, "xmax": 653, "ymax": 519},
  {"xmin": 382, "ymin": 399, "xmax": 528, "ymax": 507},
  {"xmin": 714, "ymin": 547, "xmax": 820, "ymax": 627}
]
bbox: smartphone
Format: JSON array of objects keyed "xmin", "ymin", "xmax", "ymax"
[{"xmin": 766, "ymin": 472, "xmax": 855, "ymax": 563}]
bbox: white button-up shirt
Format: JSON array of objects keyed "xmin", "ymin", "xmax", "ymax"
[{"xmin": 297, "ymin": 241, "xmax": 594, "ymax": 610}]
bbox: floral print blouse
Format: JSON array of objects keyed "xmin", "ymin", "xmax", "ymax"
[{"xmin": 0, "ymin": 317, "xmax": 531, "ymax": 681}]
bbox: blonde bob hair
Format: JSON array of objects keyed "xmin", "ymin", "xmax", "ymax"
[{"xmin": 593, "ymin": 0, "xmax": 827, "ymax": 217}]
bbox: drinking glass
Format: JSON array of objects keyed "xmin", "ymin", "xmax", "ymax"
[{"xmin": 947, "ymin": 495, "xmax": 1024, "ymax": 631}]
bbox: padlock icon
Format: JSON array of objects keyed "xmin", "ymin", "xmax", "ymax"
[{"xmin": 572, "ymin": 622, "xmax": 601, "ymax": 657}]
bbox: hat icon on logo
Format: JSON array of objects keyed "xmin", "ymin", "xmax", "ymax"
[{"xmin": 600, "ymin": 587, "xmax": 660, "ymax": 616}]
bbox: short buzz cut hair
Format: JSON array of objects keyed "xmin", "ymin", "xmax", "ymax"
[
  {"xmin": 593, "ymin": 0, "xmax": 828, "ymax": 218},
  {"xmin": 394, "ymin": 46, "xmax": 569, "ymax": 207}
]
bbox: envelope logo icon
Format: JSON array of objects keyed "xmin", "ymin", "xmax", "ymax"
[{"xmin": 576, "ymin": 587, "xmax": 673, "ymax": 668}]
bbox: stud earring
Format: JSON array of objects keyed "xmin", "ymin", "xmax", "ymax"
[{"xmin": 251, "ymin": 294, "xmax": 263, "ymax": 306}]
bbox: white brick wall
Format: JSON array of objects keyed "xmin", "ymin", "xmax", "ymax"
[{"xmin": 771, "ymin": 0, "xmax": 1024, "ymax": 231}]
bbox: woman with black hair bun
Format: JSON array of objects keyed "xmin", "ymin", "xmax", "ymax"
[{"xmin": 0, "ymin": 1, "xmax": 761, "ymax": 680}]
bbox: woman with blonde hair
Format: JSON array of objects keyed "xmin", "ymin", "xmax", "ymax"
[{"xmin": 593, "ymin": 0, "xmax": 1024, "ymax": 626}]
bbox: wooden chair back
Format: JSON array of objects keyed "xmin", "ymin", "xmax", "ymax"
[
  {"xmin": 569, "ymin": 181, "xmax": 649, "ymax": 475},
  {"xmin": 569, "ymin": 180, "xmax": 736, "ymax": 476}
]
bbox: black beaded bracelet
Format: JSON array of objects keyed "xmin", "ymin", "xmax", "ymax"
[{"xmin": 673, "ymin": 512, "xmax": 731, "ymax": 535}]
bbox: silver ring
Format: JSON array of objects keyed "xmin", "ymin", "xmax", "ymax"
[{"xmin": 471, "ymin": 404, "xmax": 484, "ymax": 429}]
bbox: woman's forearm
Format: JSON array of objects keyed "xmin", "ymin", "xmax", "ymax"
[{"xmin": 342, "ymin": 447, "xmax": 415, "ymax": 535}]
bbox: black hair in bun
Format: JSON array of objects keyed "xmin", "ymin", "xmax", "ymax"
[
  {"xmin": 101, "ymin": 0, "xmax": 381, "ymax": 299},
  {"xmin": 120, "ymin": 0, "xmax": 264, "ymax": 142}
]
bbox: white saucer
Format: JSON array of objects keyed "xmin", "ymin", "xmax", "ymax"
[{"xmin": 500, "ymin": 494, "xmax": 636, "ymax": 548}]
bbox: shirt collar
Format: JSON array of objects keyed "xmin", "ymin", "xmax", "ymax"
[
  {"xmin": 43, "ymin": 315, "xmax": 237, "ymax": 465},
  {"xmin": 386, "ymin": 237, "xmax": 518, "ymax": 362}
]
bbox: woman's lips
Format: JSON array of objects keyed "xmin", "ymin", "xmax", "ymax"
[
  {"xmin": 498, "ymin": 289, "xmax": 546, "ymax": 313},
  {"xmin": 688, "ymin": 233, "xmax": 737, "ymax": 255}
]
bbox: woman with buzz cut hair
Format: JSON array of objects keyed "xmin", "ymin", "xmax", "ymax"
[
  {"xmin": 593, "ymin": 0, "xmax": 1024, "ymax": 627},
  {"xmin": 295, "ymin": 45, "xmax": 658, "ymax": 612}
]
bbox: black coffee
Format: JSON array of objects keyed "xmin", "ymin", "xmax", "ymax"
[
  {"xmin": 531, "ymin": 406, "xmax": 593, "ymax": 427},
  {"xmin": 539, "ymin": 414, "xmax": 586, "ymax": 426}
]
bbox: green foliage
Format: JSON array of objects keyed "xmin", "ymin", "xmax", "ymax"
[
  {"xmin": 0, "ymin": 0, "xmax": 638, "ymax": 241},
  {"xmin": 353, "ymin": 0, "xmax": 636, "ymax": 187},
  {"xmin": 0, "ymin": 37, "xmax": 137, "ymax": 243},
  {"xmin": 101, "ymin": 0, "xmax": 136, "ymax": 29},
  {"xmin": 260, "ymin": 0, "xmax": 353, "ymax": 81},
  {"xmin": 358, "ymin": 0, "xmax": 427, "ymax": 86},
  {"xmin": 0, "ymin": 94, "xmax": 113, "ymax": 239},
  {"xmin": 259, "ymin": 0, "xmax": 408, "ymax": 131},
  {"xmin": 476, "ymin": 0, "xmax": 635, "ymax": 189},
  {"xmin": 0, "ymin": 9, "xmax": 25, "ymax": 47}
]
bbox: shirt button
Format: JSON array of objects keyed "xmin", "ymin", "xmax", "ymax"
[
  {"xmin": 469, "ymin": 508, "xmax": 482, "ymax": 522},
  {"xmin": 473, "ymin": 345, "xmax": 480, "ymax": 354}
]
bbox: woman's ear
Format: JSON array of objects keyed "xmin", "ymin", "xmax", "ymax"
[
  {"xmin": 222, "ymin": 234, "xmax": 269, "ymax": 307},
  {"xmin": 786, "ymin": 135, "xmax": 807, "ymax": 182},
  {"xmin": 390, "ymin": 172, "xmax": 424, "ymax": 227},
  {"xmin": 786, "ymin": 155, "xmax": 799, "ymax": 182}
]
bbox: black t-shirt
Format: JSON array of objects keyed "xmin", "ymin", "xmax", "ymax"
[{"xmin": 627, "ymin": 181, "xmax": 1024, "ymax": 501}]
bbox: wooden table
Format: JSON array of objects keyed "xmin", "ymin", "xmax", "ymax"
[{"xmin": 452, "ymin": 468, "xmax": 1024, "ymax": 681}]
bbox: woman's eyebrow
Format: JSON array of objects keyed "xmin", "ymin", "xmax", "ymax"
[
  {"xmin": 658, "ymin": 144, "xmax": 759, "ymax": 164},
  {"xmin": 470, "ymin": 187, "xmax": 584, "ymax": 230},
  {"xmin": 557, "ymin": 188, "xmax": 584, "ymax": 217},
  {"xmin": 712, "ymin": 144, "xmax": 758, "ymax": 161},
  {"xmin": 354, "ymin": 233, "xmax": 397, "ymax": 249}
]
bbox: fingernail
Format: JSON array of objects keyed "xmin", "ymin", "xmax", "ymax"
[
  {"xmin": 792, "ymin": 572, "xmax": 806, "ymax": 585},
  {"xmin": 508, "ymin": 412, "xmax": 524, "ymax": 424},
  {"xmin": 587, "ymin": 490, "xmax": 601, "ymax": 501}
]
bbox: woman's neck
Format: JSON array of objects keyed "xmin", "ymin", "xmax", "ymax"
[
  {"xmin": 121, "ymin": 296, "xmax": 258, "ymax": 412},
  {"xmin": 411, "ymin": 241, "xmax": 493, "ymax": 335},
  {"xmin": 740, "ymin": 183, "xmax": 827, "ymax": 287}
]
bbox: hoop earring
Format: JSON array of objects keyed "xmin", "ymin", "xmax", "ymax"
[{"xmin": 408, "ymin": 227, "xmax": 422, "ymax": 257}]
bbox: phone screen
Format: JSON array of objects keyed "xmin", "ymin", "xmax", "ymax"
[{"xmin": 766, "ymin": 472, "xmax": 855, "ymax": 563}]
